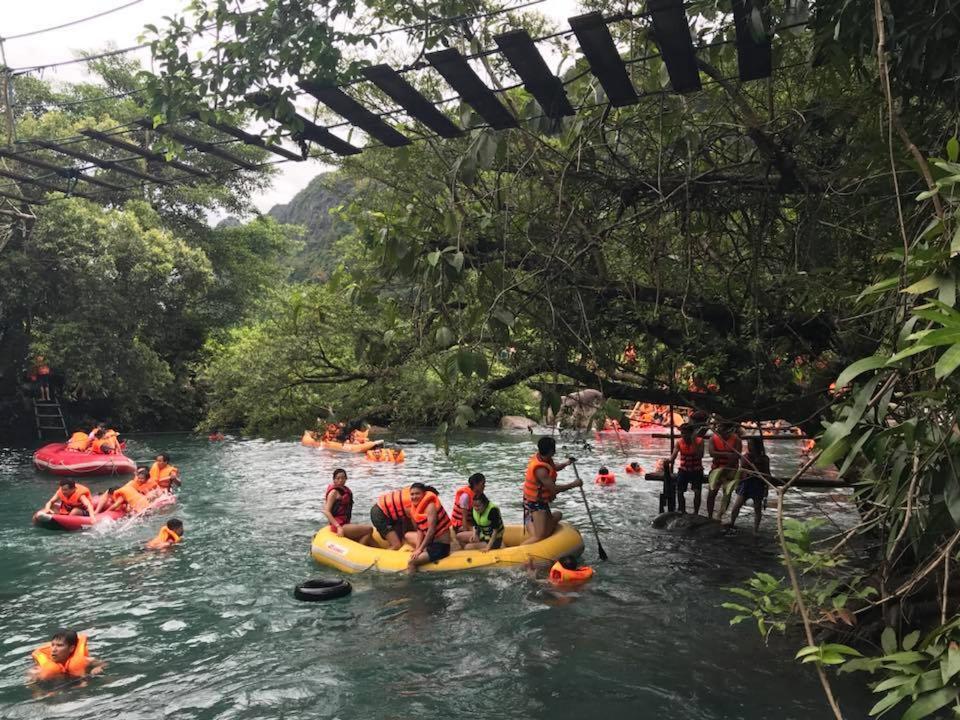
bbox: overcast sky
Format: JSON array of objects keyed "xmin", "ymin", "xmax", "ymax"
[{"xmin": 2, "ymin": 0, "xmax": 580, "ymax": 213}]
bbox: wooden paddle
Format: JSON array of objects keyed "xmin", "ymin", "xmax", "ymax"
[{"xmin": 569, "ymin": 460, "xmax": 608, "ymax": 561}]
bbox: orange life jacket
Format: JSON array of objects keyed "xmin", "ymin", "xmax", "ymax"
[
  {"xmin": 624, "ymin": 463, "xmax": 644, "ymax": 475},
  {"xmin": 56, "ymin": 484, "xmax": 91, "ymax": 514},
  {"xmin": 523, "ymin": 454, "xmax": 557, "ymax": 503},
  {"xmin": 450, "ymin": 486, "xmax": 474, "ymax": 529},
  {"xmin": 678, "ymin": 437, "xmax": 704, "ymax": 472},
  {"xmin": 548, "ymin": 562, "xmax": 594, "ymax": 585},
  {"xmin": 149, "ymin": 462, "xmax": 179, "ymax": 489},
  {"xmin": 377, "ymin": 487, "xmax": 413, "ymax": 522},
  {"xmin": 413, "ymin": 492, "xmax": 451, "ymax": 536},
  {"xmin": 32, "ymin": 634, "xmax": 89, "ymax": 679},
  {"xmin": 115, "ymin": 481, "xmax": 151, "ymax": 513},
  {"xmin": 595, "ymin": 472, "xmax": 616, "ymax": 486},
  {"xmin": 146, "ymin": 526, "xmax": 181, "ymax": 549},
  {"xmin": 66, "ymin": 432, "xmax": 90, "ymax": 452},
  {"xmin": 711, "ymin": 433, "xmax": 741, "ymax": 469},
  {"xmin": 350, "ymin": 429, "xmax": 369, "ymax": 444}
]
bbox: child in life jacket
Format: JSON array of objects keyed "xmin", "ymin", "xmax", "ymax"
[
  {"xmin": 146, "ymin": 519, "xmax": 184, "ymax": 549},
  {"xmin": 29, "ymin": 629, "xmax": 105, "ymax": 681}
]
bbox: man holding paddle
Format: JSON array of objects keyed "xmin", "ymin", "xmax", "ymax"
[{"xmin": 521, "ymin": 436, "xmax": 581, "ymax": 545}]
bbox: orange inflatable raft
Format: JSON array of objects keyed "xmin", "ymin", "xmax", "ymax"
[{"xmin": 301, "ymin": 431, "xmax": 383, "ymax": 453}]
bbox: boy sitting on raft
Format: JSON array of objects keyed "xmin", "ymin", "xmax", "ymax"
[
  {"xmin": 146, "ymin": 519, "xmax": 184, "ymax": 549},
  {"xmin": 30, "ymin": 629, "xmax": 105, "ymax": 681},
  {"xmin": 39, "ymin": 479, "xmax": 97, "ymax": 519}
]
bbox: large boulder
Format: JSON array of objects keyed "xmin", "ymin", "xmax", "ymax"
[{"xmin": 500, "ymin": 415, "xmax": 538, "ymax": 431}]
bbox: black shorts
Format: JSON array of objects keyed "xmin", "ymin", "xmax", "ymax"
[
  {"xmin": 370, "ymin": 505, "xmax": 401, "ymax": 538},
  {"xmin": 425, "ymin": 541, "xmax": 451, "ymax": 562},
  {"xmin": 676, "ymin": 470, "xmax": 704, "ymax": 492}
]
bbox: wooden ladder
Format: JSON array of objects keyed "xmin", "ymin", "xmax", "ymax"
[{"xmin": 34, "ymin": 398, "xmax": 68, "ymax": 440}]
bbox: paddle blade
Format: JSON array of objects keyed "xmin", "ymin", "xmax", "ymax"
[{"xmin": 597, "ymin": 542, "xmax": 609, "ymax": 561}]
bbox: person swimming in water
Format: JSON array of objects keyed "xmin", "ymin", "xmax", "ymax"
[{"xmin": 29, "ymin": 629, "xmax": 105, "ymax": 681}]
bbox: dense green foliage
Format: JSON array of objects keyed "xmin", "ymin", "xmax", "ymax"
[
  {"xmin": 0, "ymin": 61, "xmax": 297, "ymax": 436},
  {"xmin": 138, "ymin": 0, "xmax": 960, "ymax": 716}
]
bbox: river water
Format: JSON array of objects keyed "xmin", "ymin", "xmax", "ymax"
[{"xmin": 0, "ymin": 430, "xmax": 872, "ymax": 719}]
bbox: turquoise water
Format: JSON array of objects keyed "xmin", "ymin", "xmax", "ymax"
[{"xmin": 0, "ymin": 431, "xmax": 872, "ymax": 718}]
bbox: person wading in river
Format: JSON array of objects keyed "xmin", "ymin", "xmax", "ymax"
[
  {"xmin": 726, "ymin": 437, "xmax": 770, "ymax": 536},
  {"xmin": 670, "ymin": 424, "xmax": 705, "ymax": 515},
  {"xmin": 522, "ymin": 436, "xmax": 581, "ymax": 545},
  {"xmin": 706, "ymin": 421, "xmax": 742, "ymax": 521}
]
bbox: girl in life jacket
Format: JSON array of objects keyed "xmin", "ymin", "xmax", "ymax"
[
  {"xmin": 323, "ymin": 469, "xmax": 375, "ymax": 546},
  {"xmin": 29, "ymin": 629, "xmax": 105, "ymax": 681}
]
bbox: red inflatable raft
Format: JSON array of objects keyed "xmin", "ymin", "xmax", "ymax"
[
  {"xmin": 33, "ymin": 443, "xmax": 137, "ymax": 477},
  {"xmin": 33, "ymin": 493, "xmax": 177, "ymax": 531}
]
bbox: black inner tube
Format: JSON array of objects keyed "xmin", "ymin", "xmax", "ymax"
[
  {"xmin": 396, "ymin": 438, "xmax": 418, "ymax": 445},
  {"xmin": 294, "ymin": 578, "xmax": 352, "ymax": 602}
]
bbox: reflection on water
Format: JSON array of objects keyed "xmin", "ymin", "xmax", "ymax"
[{"xmin": 0, "ymin": 431, "xmax": 871, "ymax": 718}]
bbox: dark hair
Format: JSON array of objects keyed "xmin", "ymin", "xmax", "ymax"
[
  {"xmin": 157, "ymin": 453, "xmax": 170, "ymax": 462},
  {"xmin": 537, "ymin": 436, "xmax": 556, "ymax": 456},
  {"xmin": 51, "ymin": 629, "xmax": 78, "ymax": 647},
  {"xmin": 410, "ymin": 482, "xmax": 427, "ymax": 492},
  {"xmin": 59, "ymin": 478, "xmax": 76, "ymax": 488},
  {"xmin": 630, "ymin": 462, "xmax": 641, "ymax": 469},
  {"xmin": 424, "ymin": 485, "xmax": 439, "ymax": 496},
  {"xmin": 598, "ymin": 466, "xmax": 609, "ymax": 475},
  {"xmin": 468, "ymin": 473, "xmax": 486, "ymax": 489},
  {"xmin": 681, "ymin": 423, "xmax": 694, "ymax": 436},
  {"xmin": 558, "ymin": 556, "xmax": 578, "ymax": 570},
  {"xmin": 474, "ymin": 492, "xmax": 489, "ymax": 507},
  {"xmin": 136, "ymin": 466, "xmax": 149, "ymax": 476},
  {"xmin": 167, "ymin": 518, "xmax": 184, "ymax": 533},
  {"xmin": 107, "ymin": 487, "xmax": 117, "ymax": 494},
  {"xmin": 332, "ymin": 468, "xmax": 347, "ymax": 480}
]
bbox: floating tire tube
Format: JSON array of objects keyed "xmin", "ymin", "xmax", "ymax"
[
  {"xmin": 294, "ymin": 578, "xmax": 352, "ymax": 602},
  {"xmin": 396, "ymin": 438, "xmax": 418, "ymax": 445}
]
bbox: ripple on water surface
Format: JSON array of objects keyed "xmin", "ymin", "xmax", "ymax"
[{"xmin": 0, "ymin": 432, "xmax": 873, "ymax": 718}]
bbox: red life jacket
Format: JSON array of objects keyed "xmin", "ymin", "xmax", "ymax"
[
  {"xmin": 450, "ymin": 486, "xmax": 474, "ymax": 529},
  {"xmin": 326, "ymin": 484, "xmax": 353, "ymax": 526},
  {"xmin": 711, "ymin": 434, "xmax": 741, "ymax": 470},
  {"xmin": 678, "ymin": 437, "xmax": 704, "ymax": 472}
]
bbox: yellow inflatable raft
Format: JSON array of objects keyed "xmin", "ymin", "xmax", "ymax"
[
  {"xmin": 300, "ymin": 430, "xmax": 383, "ymax": 452},
  {"xmin": 310, "ymin": 522, "xmax": 585, "ymax": 574}
]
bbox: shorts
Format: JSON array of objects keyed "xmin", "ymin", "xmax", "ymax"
[
  {"xmin": 737, "ymin": 477, "xmax": 766, "ymax": 502},
  {"xmin": 523, "ymin": 499, "xmax": 550, "ymax": 523},
  {"xmin": 425, "ymin": 541, "xmax": 451, "ymax": 562},
  {"xmin": 676, "ymin": 470, "xmax": 704, "ymax": 492},
  {"xmin": 370, "ymin": 505, "xmax": 401, "ymax": 538},
  {"xmin": 709, "ymin": 468, "xmax": 740, "ymax": 495}
]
